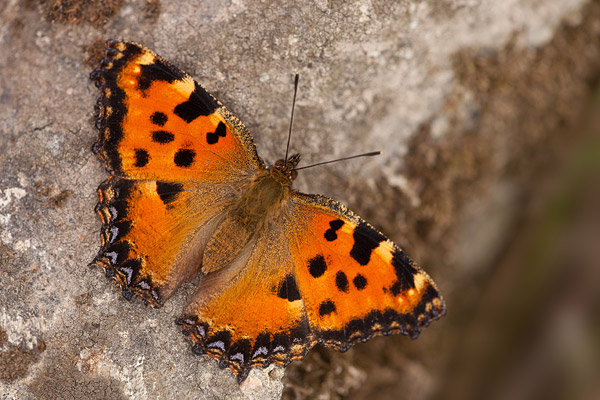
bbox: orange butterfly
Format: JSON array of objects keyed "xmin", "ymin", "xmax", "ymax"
[{"xmin": 90, "ymin": 40, "xmax": 445, "ymax": 383}]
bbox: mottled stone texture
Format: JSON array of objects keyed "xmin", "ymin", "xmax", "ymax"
[{"xmin": 1, "ymin": 1, "xmax": 598, "ymax": 399}]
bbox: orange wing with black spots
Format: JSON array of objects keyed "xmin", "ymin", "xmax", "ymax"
[
  {"xmin": 287, "ymin": 193, "xmax": 445, "ymax": 349},
  {"xmin": 91, "ymin": 40, "xmax": 262, "ymax": 180},
  {"xmin": 90, "ymin": 41, "xmax": 262, "ymax": 305},
  {"xmin": 176, "ymin": 190, "xmax": 445, "ymax": 382},
  {"xmin": 90, "ymin": 40, "xmax": 445, "ymax": 383},
  {"xmin": 177, "ymin": 224, "xmax": 316, "ymax": 383},
  {"xmin": 92, "ymin": 175, "xmax": 234, "ymax": 305}
]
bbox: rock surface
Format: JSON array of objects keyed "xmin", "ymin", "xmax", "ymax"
[{"xmin": 1, "ymin": 1, "xmax": 598, "ymax": 399}]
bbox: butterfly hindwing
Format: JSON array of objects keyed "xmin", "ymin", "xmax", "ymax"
[
  {"xmin": 93, "ymin": 175, "xmax": 235, "ymax": 305},
  {"xmin": 287, "ymin": 193, "xmax": 446, "ymax": 349},
  {"xmin": 177, "ymin": 223, "xmax": 315, "ymax": 382}
]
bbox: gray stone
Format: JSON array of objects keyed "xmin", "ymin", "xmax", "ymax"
[{"xmin": 1, "ymin": 0, "xmax": 597, "ymax": 399}]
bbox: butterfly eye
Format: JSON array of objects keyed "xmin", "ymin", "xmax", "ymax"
[
  {"xmin": 273, "ymin": 160, "xmax": 285, "ymax": 168},
  {"xmin": 288, "ymin": 169, "xmax": 298, "ymax": 181}
]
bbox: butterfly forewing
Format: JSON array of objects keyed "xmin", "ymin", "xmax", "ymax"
[{"xmin": 287, "ymin": 193, "xmax": 446, "ymax": 348}]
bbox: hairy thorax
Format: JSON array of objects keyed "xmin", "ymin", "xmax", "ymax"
[
  {"xmin": 234, "ymin": 167, "xmax": 293, "ymax": 228},
  {"xmin": 201, "ymin": 157, "xmax": 299, "ymax": 274}
]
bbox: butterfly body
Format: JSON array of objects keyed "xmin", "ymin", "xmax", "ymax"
[
  {"xmin": 201, "ymin": 154, "xmax": 300, "ymax": 275},
  {"xmin": 90, "ymin": 40, "xmax": 445, "ymax": 383},
  {"xmin": 235, "ymin": 156, "xmax": 299, "ymax": 229}
]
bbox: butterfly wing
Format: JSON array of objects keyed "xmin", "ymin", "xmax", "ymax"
[
  {"xmin": 177, "ymin": 222, "xmax": 315, "ymax": 383},
  {"xmin": 90, "ymin": 41, "xmax": 263, "ymax": 305},
  {"xmin": 91, "ymin": 40, "xmax": 262, "ymax": 179},
  {"xmin": 177, "ymin": 191, "xmax": 445, "ymax": 382},
  {"xmin": 286, "ymin": 192, "xmax": 446, "ymax": 349}
]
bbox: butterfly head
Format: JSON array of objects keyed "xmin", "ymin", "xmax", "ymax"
[{"xmin": 270, "ymin": 153, "xmax": 301, "ymax": 182}]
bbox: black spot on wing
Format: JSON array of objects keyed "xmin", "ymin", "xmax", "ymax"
[
  {"xmin": 133, "ymin": 148, "xmax": 149, "ymax": 167},
  {"xmin": 319, "ymin": 300, "xmax": 337, "ymax": 316},
  {"xmin": 227, "ymin": 338, "xmax": 252, "ymax": 367},
  {"xmin": 138, "ymin": 59, "xmax": 183, "ymax": 92},
  {"xmin": 206, "ymin": 330, "xmax": 232, "ymax": 354},
  {"xmin": 251, "ymin": 332, "xmax": 271, "ymax": 361},
  {"xmin": 117, "ymin": 258, "xmax": 142, "ymax": 286},
  {"xmin": 335, "ymin": 271, "xmax": 349, "ymax": 293},
  {"xmin": 353, "ymin": 274, "xmax": 367, "ymax": 290},
  {"xmin": 152, "ymin": 130, "xmax": 174, "ymax": 144},
  {"xmin": 276, "ymin": 274, "xmax": 301, "ymax": 302},
  {"xmin": 389, "ymin": 248, "xmax": 417, "ymax": 296},
  {"xmin": 173, "ymin": 81, "xmax": 218, "ymax": 123},
  {"xmin": 174, "ymin": 148, "xmax": 195, "ymax": 167},
  {"xmin": 206, "ymin": 122, "xmax": 227, "ymax": 145},
  {"xmin": 104, "ymin": 220, "xmax": 131, "ymax": 244},
  {"xmin": 150, "ymin": 111, "xmax": 168, "ymax": 126},
  {"xmin": 155, "ymin": 181, "xmax": 184, "ymax": 204},
  {"xmin": 100, "ymin": 241, "xmax": 131, "ymax": 266},
  {"xmin": 308, "ymin": 254, "xmax": 327, "ymax": 278},
  {"xmin": 349, "ymin": 222, "xmax": 386, "ymax": 266},
  {"xmin": 324, "ymin": 219, "xmax": 344, "ymax": 241}
]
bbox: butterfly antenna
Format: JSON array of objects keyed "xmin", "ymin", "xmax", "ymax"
[
  {"xmin": 284, "ymin": 73, "xmax": 300, "ymax": 162},
  {"xmin": 295, "ymin": 151, "xmax": 382, "ymax": 171}
]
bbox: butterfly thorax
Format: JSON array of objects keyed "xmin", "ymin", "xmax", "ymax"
[
  {"xmin": 201, "ymin": 154, "xmax": 301, "ymax": 274},
  {"xmin": 232, "ymin": 153, "xmax": 301, "ymax": 229}
]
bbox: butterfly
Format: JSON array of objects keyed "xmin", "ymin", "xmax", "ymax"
[{"xmin": 90, "ymin": 40, "xmax": 446, "ymax": 383}]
